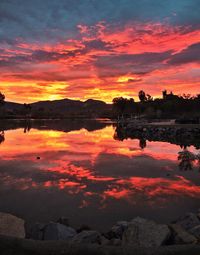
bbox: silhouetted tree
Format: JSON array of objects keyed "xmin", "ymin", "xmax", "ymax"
[
  {"xmin": 146, "ymin": 94, "xmax": 153, "ymax": 102},
  {"xmin": 0, "ymin": 92, "xmax": 5, "ymax": 107},
  {"xmin": 0, "ymin": 131, "xmax": 5, "ymax": 144},
  {"xmin": 113, "ymin": 97, "xmax": 128, "ymax": 118},
  {"xmin": 126, "ymin": 98, "xmax": 135, "ymax": 116},
  {"xmin": 162, "ymin": 90, "xmax": 167, "ymax": 99},
  {"xmin": 138, "ymin": 90, "xmax": 147, "ymax": 102},
  {"xmin": 23, "ymin": 103, "xmax": 32, "ymax": 118}
]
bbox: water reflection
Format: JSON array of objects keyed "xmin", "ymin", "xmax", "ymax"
[
  {"xmin": 178, "ymin": 147, "xmax": 200, "ymax": 171},
  {"xmin": 139, "ymin": 138, "xmax": 147, "ymax": 149},
  {"xmin": 0, "ymin": 121, "xmax": 200, "ymax": 229}
]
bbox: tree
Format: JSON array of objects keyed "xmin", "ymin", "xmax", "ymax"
[
  {"xmin": 162, "ymin": 90, "xmax": 167, "ymax": 99},
  {"xmin": 126, "ymin": 98, "xmax": 135, "ymax": 116},
  {"xmin": 23, "ymin": 103, "xmax": 32, "ymax": 117},
  {"xmin": 138, "ymin": 90, "xmax": 147, "ymax": 102},
  {"xmin": 0, "ymin": 92, "xmax": 5, "ymax": 106},
  {"xmin": 0, "ymin": 131, "xmax": 5, "ymax": 144},
  {"xmin": 146, "ymin": 94, "xmax": 153, "ymax": 102},
  {"xmin": 112, "ymin": 97, "xmax": 128, "ymax": 118}
]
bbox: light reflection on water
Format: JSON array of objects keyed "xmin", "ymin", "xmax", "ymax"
[{"xmin": 0, "ymin": 122, "xmax": 199, "ymax": 230}]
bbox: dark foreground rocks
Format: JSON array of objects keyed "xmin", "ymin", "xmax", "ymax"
[
  {"xmin": 1, "ymin": 211, "xmax": 200, "ymax": 254},
  {"xmin": 1, "ymin": 235, "xmax": 200, "ymax": 255}
]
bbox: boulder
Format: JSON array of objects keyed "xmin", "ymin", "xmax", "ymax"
[
  {"xmin": 175, "ymin": 213, "xmax": 200, "ymax": 231},
  {"xmin": 189, "ymin": 225, "xmax": 200, "ymax": 239},
  {"xmin": 77, "ymin": 224, "xmax": 91, "ymax": 233},
  {"xmin": 197, "ymin": 209, "xmax": 200, "ymax": 220},
  {"xmin": 0, "ymin": 212, "xmax": 25, "ymax": 238},
  {"xmin": 26, "ymin": 223, "xmax": 45, "ymax": 240},
  {"xmin": 122, "ymin": 217, "xmax": 170, "ymax": 248},
  {"xmin": 72, "ymin": 230, "xmax": 102, "ymax": 244},
  {"xmin": 108, "ymin": 238, "xmax": 122, "ymax": 246},
  {"xmin": 57, "ymin": 217, "xmax": 69, "ymax": 227},
  {"xmin": 110, "ymin": 221, "xmax": 128, "ymax": 239},
  {"xmin": 170, "ymin": 224, "xmax": 197, "ymax": 244},
  {"xmin": 43, "ymin": 223, "xmax": 76, "ymax": 240}
]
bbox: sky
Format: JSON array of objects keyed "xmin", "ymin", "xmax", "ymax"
[{"xmin": 0, "ymin": 0, "xmax": 200, "ymax": 103}]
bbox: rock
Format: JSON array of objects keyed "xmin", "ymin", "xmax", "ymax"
[
  {"xmin": 100, "ymin": 236, "xmax": 110, "ymax": 245},
  {"xmin": 110, "ymin": 221, "xmax": 128, "ymax": 239},
  {"xmin": 0, "ymin": 212, "xmax": 25, "ymax": 238},
  {"xmin": 122, "ymin": 217, "xmax": 170, "ymax": 248},
  {"xmin": 197, "ymin": 209, "xmax": 200, "ymax": 220},
  {"xmin": 43, "ymin": 223, "xmax": 76, "ymax": 240},
  {"xmin": 77, "ymin": 224, "xmax": 91, "ymax": 233},
  {"xmin": 189, "ymin": 225, "xmax": 200, "ymax": 239},
  {"xmin": 57, "ymin": 217, "xmax": 69, "ymax": 227},
  {"xmin": 109, "ymin": 238, "xmax": 122, "ymax": 246},
  {"xmin": 72, "ymin": 230, "xmax": 102, "ymax": 244},
  {"xmin": 26, "ymin": 223, "xmax": 45, "ymax": 240},
  {"xmin": 170, "ymin": 224, "xmax": 197, "ymax": 244},
  {"xmin": 175, "ymin": 213, "xmax": 200, "ymax": 231}
]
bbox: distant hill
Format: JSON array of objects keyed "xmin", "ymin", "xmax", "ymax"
[{"xmin": 2, "ymin": 98, "xmax": 112, "ymax": 118}]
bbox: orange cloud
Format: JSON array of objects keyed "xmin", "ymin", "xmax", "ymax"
[{"xmin": 0, "ymin": 21, "xmax": 200, "ymax": 103}]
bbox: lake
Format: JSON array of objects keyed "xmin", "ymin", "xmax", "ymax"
[{"xmin": 0, "ymin": 120, "xmax": 200, "ymax": 231}]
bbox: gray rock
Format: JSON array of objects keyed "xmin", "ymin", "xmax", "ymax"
[
  {"xmin": 109, "ymin": 238, "xmax": 122, "ymax": 246},
  {"xmin": 0, "ymin": 212, "xmax": 25, "ymax": 238},
  {"xmin": 111, "ymin": 221, "xmax": 128, "ymax": 239},
  {"xmin": 100, "ymin": 236, "xmax": 110, "ymax": 245},
  {"xmin": 77, "ymin": 224, "xmax": 91, "ymax": 233},
  {"xmin": 26, "ymin": 223, "xmax": 45, "ymax": 240},
  {"xmin": 189, "ymin": 225, "xmax": 200, "ymax": 239},
  {"xmin": 122, "ymin": 217, "xmax": 170, "ymax": 248},
  {"xmin": 57, "ymin": 217, "xmax": 69, "ymax": 227},
  {"xmin": 170, "ymin": 224, "xmax": 197, "ymax": 244},
  {"xmin": 197, "ymin": 209, "xmax": 200, "ymax": 220},
  {"xmin": 72, "ymin": 230, "xmax": 102, "ymax": 244},
  {"xmin": 43, "ymin": 223, "xmax": 76, "ymax": 240},
  {"xmin": 175, "ymin": 213, "xmax": 200, "ymax": 231}
]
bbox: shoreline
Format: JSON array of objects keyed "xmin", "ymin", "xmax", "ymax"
[{"xmin": 115, "ymin": 122, "xmax": 200, "ymax": 149}]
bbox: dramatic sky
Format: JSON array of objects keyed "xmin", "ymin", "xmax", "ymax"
[{"xmin": 0, "ymin": 0, "xmax": 200, "ymax": 103}]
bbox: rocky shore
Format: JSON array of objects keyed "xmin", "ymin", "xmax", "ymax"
[
  {"xmin": 1, "ymin": 210, "xmax": 200, "ymax": 254},
  {"xmin": 115, "ymin": 123, "xmax": 200, "ymax": 149}
]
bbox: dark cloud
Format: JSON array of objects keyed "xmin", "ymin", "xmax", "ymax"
[
  {"xmin": 0, "ymin": 0, "xmax": 199, "ymax": 45},
  {"xmin": 94, "ymin": 51, "xmax": 172, "ymax": 77},
  {"xmin": 168, "ymin": 42, "xmax": 200, "ymax": 65},
  {"xmin": 83, "ymin": 39, "xmax": 114, "ymax": 52}
]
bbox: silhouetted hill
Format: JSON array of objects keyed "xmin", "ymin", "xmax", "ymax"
[{"xmin": 2, "ymin": 98, "xmax": 112, "ymax": 118}]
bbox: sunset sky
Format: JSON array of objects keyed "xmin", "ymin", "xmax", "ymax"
[{"xmin": 0, "ymin": 0, "xmax": 200, "ymax": 103}]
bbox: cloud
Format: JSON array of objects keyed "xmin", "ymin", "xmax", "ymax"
[
  {"xmin": 168, "ymin": 42, "xmax": 200, "ymax": 65},
  {"xmin": 0, "ymin": 0, "xmax": 200, "ymax": 102},
  {"xmin": 94, "ymin": 51, "xmax": 172, "ymax": 77},
  {"xmin": 0, "ymin": 0, "xmax": 199, "ymax": 45}
]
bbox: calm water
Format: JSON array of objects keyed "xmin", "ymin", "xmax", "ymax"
[{"xmin": 0, "ymin": 120, "xmax": 200, "ymax": 231}]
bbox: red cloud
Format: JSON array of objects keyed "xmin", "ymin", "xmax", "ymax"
[{"xmin": 0, "ymin": 21, "xmax": 200, "ymax": 102}]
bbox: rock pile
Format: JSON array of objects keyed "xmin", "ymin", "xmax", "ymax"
[{"xmin": 1, "ymin": 210, "xmax": 200, "ymax": 249}]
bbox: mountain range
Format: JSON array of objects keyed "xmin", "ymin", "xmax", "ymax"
[{"xmin": 2, "ymin": 98, "xmax": 112, "ymax": 118}]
